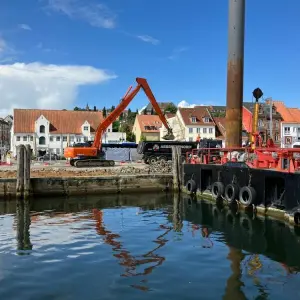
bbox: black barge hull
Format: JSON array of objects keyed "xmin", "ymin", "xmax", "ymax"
[{"xmin": 183, "ymin": 162, "xmax": 300, "ymax": 223}]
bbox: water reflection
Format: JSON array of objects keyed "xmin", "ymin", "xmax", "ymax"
[
  {"xmin": 3, "ymin": 193, "xmax": 300, "ymax": 299},
  {"xmin": 15, "ymin": 200, "xmax": 32, "ymax": 252}
]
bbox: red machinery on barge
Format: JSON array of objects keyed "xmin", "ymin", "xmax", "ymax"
[{"xmin": 183, "ymin": 0, "xmax": 300, "ymax": 223}]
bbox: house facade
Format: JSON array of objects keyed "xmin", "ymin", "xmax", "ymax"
[
  {"xmin": 272, "ymin": 101, "xmax": 300, "ymax": 148},
  {"xmin": 160, "ymin": 107, "xmax": 216, "ymax": 141},
  {"xmin": 133, "ymin": 115, "xmax": 166, "ymax": 142},
  {"xmin": 11, "ymin": 109, "xmax": 122, "ymax": 157},
  {"xmin": 0, "ymin": 115, "xmax": 12, "ymax": 152}
]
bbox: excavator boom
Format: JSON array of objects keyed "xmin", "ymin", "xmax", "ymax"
[{"xmin": 93, "ymin": 77, "xmax": 174, "ymax": 149}]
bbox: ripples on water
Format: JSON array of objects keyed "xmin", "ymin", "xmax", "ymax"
[{"xmin": 0, "ymin": 193, "xmax": 300, "ymax": 300}]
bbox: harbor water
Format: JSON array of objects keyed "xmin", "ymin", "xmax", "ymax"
[{"xmin": 0, "ymin": 193, "xmax": 300, "ymax": 299}]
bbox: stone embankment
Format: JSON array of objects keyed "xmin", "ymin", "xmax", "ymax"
[{"xmin": 0, "ymin": 161, "xmax": 174, "ymax": 199}]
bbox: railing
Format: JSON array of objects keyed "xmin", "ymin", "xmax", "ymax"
[{"xmin": 185, "ymin": 147, "xmax": 300, "ymax": 173}]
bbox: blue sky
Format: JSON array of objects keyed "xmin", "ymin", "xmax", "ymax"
[{"xmin": 0, "ymin": 0, "xmax": 300, "ymax": 116}]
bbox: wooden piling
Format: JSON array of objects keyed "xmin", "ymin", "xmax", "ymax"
[
  {"xmin": 24, "ymin": 144, "xmax": 31, "ymax": 198},
  {"xmin": 16, "ymin": 145, "xmax": 25, "ymax": 198},
  {"xmin": 172, "ymin": 146, "xmax": 183, "ymax": 192}
]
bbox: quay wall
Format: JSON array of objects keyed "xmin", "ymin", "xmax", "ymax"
[{"xmin": 0, "ymin": 174, "xmax": 173, "ymax": 199}]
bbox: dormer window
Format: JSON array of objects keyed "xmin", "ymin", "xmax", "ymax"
[
  {"xmin": 83, "ymin": 126, "xmax": 89, "ymax": 131},
  {"xmin": 40, "ymin": 125, "xmax": 45, "ymax": 133},
  {"xmin": 204, "ymin": 117, "xmax": 210, "ymax": 123},
  {"xmin": 191, "ymin": 117, "xmax": 197, "ymax": 123}
]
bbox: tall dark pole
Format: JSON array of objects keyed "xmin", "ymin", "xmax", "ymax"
[{"xmin": 225, "ymin": 0, "xmax": 245, "ymax": 147}]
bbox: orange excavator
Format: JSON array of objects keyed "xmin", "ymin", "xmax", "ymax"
[{"xmin": 64, "ymin": 77, "xmax": 175, "ymax": 167}]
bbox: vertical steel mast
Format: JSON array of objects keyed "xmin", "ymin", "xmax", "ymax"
[{"xmin": 225, "ymin": 0, "xmax": 246, "ymax": 147}]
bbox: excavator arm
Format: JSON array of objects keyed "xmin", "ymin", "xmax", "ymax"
[{"xmin": 92, "ymin": 77, "xmax": 175, "ymax": 149}]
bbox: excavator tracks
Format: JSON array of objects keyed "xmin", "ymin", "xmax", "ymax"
[{"xmin": 73, "ymin": 159, "xmax": 115, "ymax": 168}]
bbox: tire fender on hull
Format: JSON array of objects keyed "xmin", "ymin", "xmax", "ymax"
[
  {"xmin": 224, "ymin": 184, "xmax": 239, "ymax": 204},
  {"xmin": 239, "ymin": 186, "xmax": 257, "ymax": 206},
  {"xmin": 186, "ymin": 179, "xmax": 197, "ymax": 194},
  {"xmin": 211, "ymin": 182, "xmax": 225, "ymax": 198}
]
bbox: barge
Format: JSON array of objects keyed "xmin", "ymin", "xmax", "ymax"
[{"xmin": 183, "ymin": 0, "xmax": 300, "ymax": 225}]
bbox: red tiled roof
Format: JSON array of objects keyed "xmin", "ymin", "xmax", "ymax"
[
  {"xmin": 213, "ymin": 117, "xmax": 226, "ymax": 138},
  {"xmin": 178, "ymin": 107, "xmax": 214, "ymax": 126},
  {"xmin": 273, "ymin": 101, "xmax": 300, "ymax": 123},
  {"xmin": 136, "ymin": 115, "xmax": 162, "ymax": 133},
  {"xmin": 13, "ymin": 109, "xmax": 103, "ymax": 134}
]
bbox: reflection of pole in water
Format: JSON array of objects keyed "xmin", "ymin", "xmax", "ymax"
[
  {"xmin": 173, "ymin": 193, "xmax": 183, "ymax": 232},
  {"xmin": 223, "ymin": 247, "xmax": 247, "ymax": 300},
  {"xmin": 16, "ymin": 199, "xmax": 32, "ymax": 252}
]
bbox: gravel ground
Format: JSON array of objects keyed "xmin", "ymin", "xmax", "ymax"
[{"xmin": 0, "ymin": 161, "xmax": 172, "ymax": 179}]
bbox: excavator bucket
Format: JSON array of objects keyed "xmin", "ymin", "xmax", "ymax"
[{"xmin": 162, "ymin": 130, "xmax": 175, "ymax": 140}]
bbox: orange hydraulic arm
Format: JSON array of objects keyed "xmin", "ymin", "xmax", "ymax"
[{"xmin": 92, "ymin": 77, "xmax": 174, "ymax": 149}]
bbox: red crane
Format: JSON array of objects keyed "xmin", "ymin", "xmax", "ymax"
[{"xmin": 64, "ymin": 77, "xmax": 175, "ymax": 167}]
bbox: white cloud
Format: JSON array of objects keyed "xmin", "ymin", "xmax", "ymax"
[
  {"xmin": 0, "ymin": 62, "xmax": 117, "ymax": 117},
  {"xmin": 19, "ymin": 24, "xmax": 32, "ymax": 31},
  {"xmin": 168, "ymin": 47, "xmax": 188, "ymax": 60},
  {"xmin": 136, "ymin": 35, "xmax": 160, "ymax": 45},
  {"xmin": 178, "ymin": 100, "xmax": 197, "ymax": 108},
  {"xmin": 46, "ymin": 0, "xmax": 117, "ymax": 29}
]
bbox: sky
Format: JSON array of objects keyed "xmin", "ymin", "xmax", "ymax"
[{"xmin": 0, "ymin": 0, "xmax": 300, "ymax": 117}]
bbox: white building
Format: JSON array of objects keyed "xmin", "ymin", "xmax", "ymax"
[
  {"xmin": 280, "ymin": 122, "xmax": 300, "ymax": 148},
  {"xmin": 160, "ymin": 106, "xmax": 216, "ymax": 141},
  {"xmin": 11, "ymin": 109, "xmax": 125, "ymax": 157}
]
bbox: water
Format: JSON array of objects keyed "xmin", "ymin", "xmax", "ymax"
[{"xmin": 0, "ymin": 193, "xmax": 300, "ymax": 300}]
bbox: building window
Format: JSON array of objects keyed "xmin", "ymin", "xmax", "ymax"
[
  {"xmin": 70, "ymin": 136, "xmax": 74, "ymax": 142},
  {"xmin": 284, "ymin": 127, "xmax": 290, "ymax": 135},
  {"xmin": 50, "ymin": 136, "xmax": 53, "ymax": 142},
  {"xmin": 23, "ymin": 136, "xmax": 27, "ymax": 141},
  {"xmin": 203, "ymin": 128, "xmax": 207, "ymax": 134},
  {"xmin": 77, "ymin": 137, "xmax": 81, "ymax": 142},
  {"xmin": 56, "ymin": 136, "xmax": 60, "ymax": 141},
  {"xmin": 84, "ymin": 136, "xmax": 88, "ymax": 142},
  {"xmin": 191, "ymin": 117, "xmax": 197, "ymax": 123},
  {"xmin": 204, "ymin": 117, "xmax": 210, "ymax": 123},
  {"xmin": 189, "ymin": 128, "xmax": 193, "ymax": 133},
  {"xmin": 56, "ymin": 149, "xmax": 60, "ymax": 154},
  {"xmin": 275, "ymin": 121, "xmax": 279, "ymax": 128},
  {"xmin": 63, "ymin": 136, "xmax": 67, "ymax": 142},
  {"xmin": 16, "ymin": 136, "xmax": 20, "ymax": 141},
  {"xmin": 83, "ymin": 126, "xmax": 89, "ymax": 131},
  {"xmin": 39, "ymin": 136, "xmax": 46, "ymax": 145},
  {"xmin": 40, "ymin": 125, "xmax": 45, "ymax": 133},
  {"xmin": 30, "ymin": 136, "xmax": 33, "ymax": 141},
  {"xmin": 275, "ymin": 134, "xmax": 279, "ymax": 141},
  {"xmin": 209, "ymin": 128, "xmax": 213, "ymax": 134},
  {"xmin": 197, "ymin": 128, "xmax": 201, "ymax": 133},
  {"xmin": 189, "ymin": 137, "xmax": 193, "ymax": 141},
  {"xmin": 258, "ymin": 120, "xmax": 264, "ymax": 127},
  {"xmin": 108, "ymin": 129, "xmax": 111, "ymax": 132}
]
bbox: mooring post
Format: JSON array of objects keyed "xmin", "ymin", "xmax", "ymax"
[
  {"xmin": 176, "ymin": 147, "xmax": 183, "ymax": 189},
  {"xmin": 16, "ymin": 145, "xmax": 25, "ymax": 199},
  {"xmin": 172, "ymin": 146, "xmax": 179, "ymax": 192},
  {"xmin": 16, "ymin": 199, "xmax": 24, "ymax": 250},
  {"xmin": 24, "ymin": 144, "xmax": 31, "ymax": 199}
]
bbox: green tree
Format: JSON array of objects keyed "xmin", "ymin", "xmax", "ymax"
[
  {"xmin": 74, "ymin": 106, "xmax": 79, "ymax": 111},
  {"xmin": 164, "ymin": 103, "xmax": 177, "ymax": 114},
  {"xmin": 119, "ymin": 112, "xmax": 124, "ymax": 121},
  {"xmin": 103, "ymin": 107, "xmax": 107, "ymax": 118},
  {"xmin": 128, "ymin": 108, "xmax": 132, "ymax": 114},
  {"xmin": 111, "ymin": 105, "xmax": 115, "ymax": 112},
  {"xmin": 127, "ymin": 132, "xmax": 136, "ymax": 142},
  {"xmin": 140, "ymin": 134, "xmax": 147, "ymax": 141},
  {"xmin": 112, "ymin": 121, "xmax": 120, "ymax": 132},
  {"xmin": 93, "ymin": 106, "xmax": 97, "ymax": 111}
]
